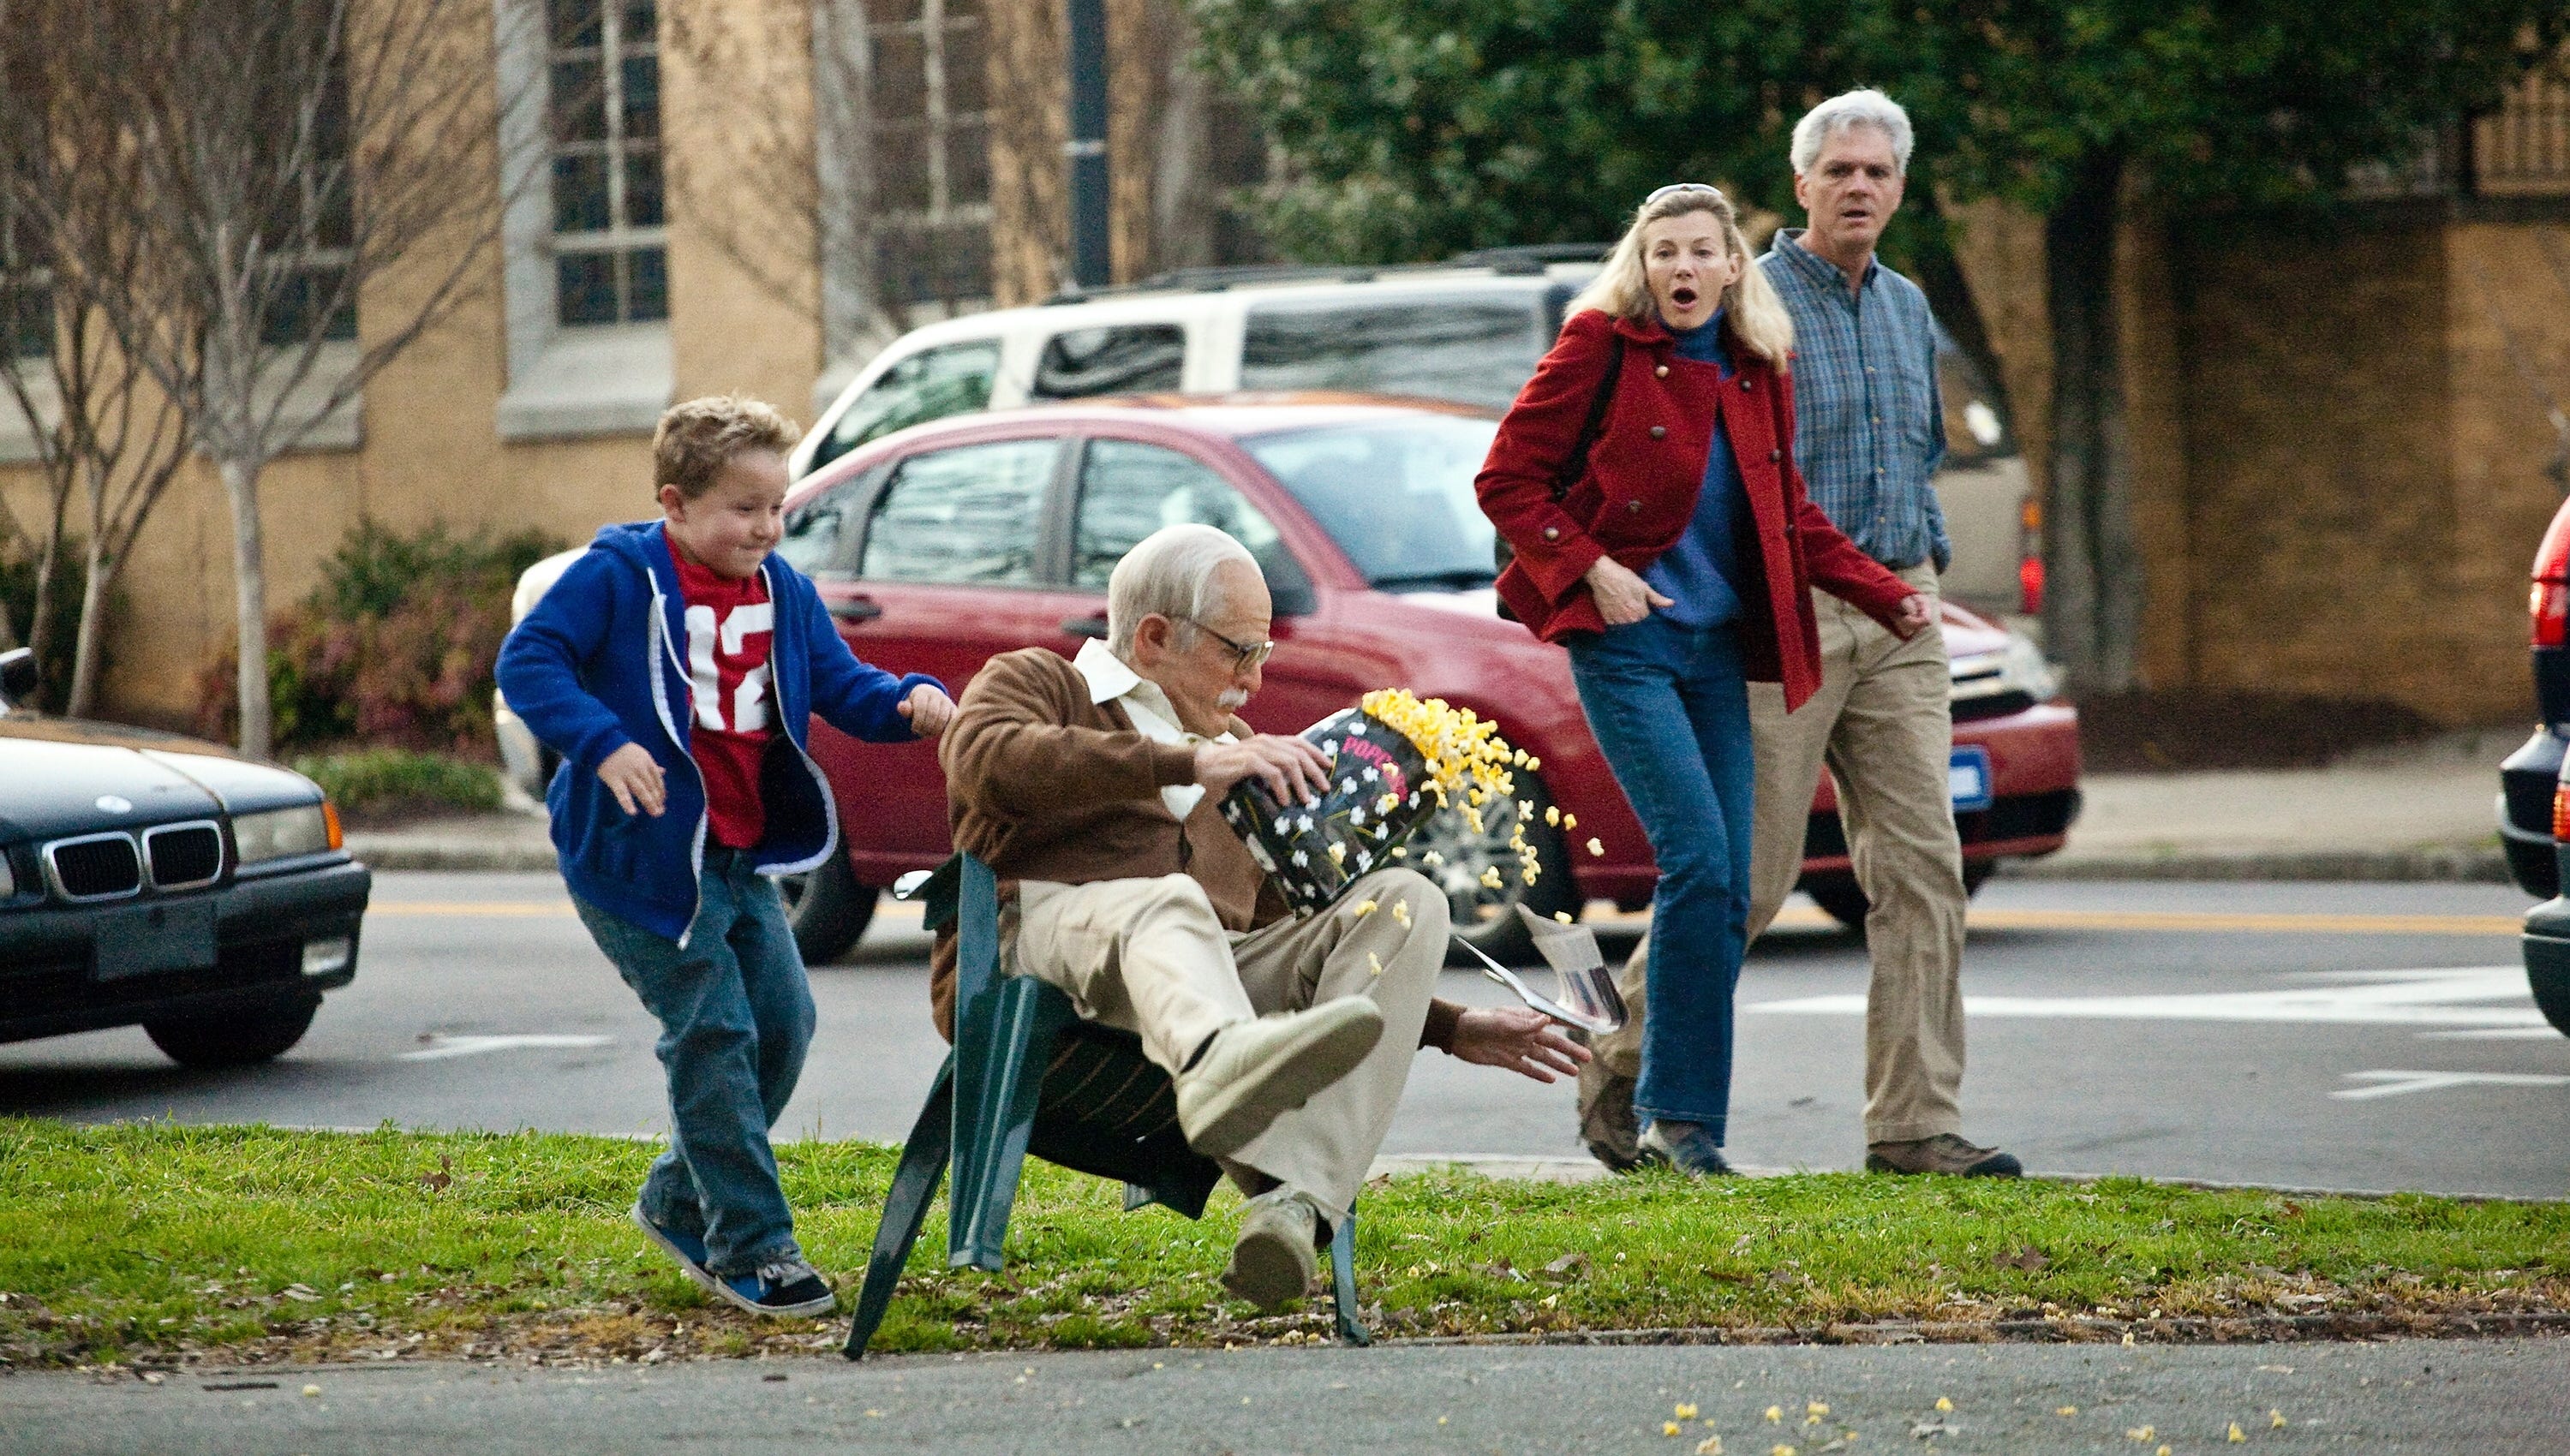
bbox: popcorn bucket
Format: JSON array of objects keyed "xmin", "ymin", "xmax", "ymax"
[{"xmin": 1218, "ymin": 706, "xmax": 1441, "ymax": 912}]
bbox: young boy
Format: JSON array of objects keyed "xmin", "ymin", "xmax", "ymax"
[{"xmin": 496, "ymin": 394, "xmax": 953, "ymax": 1317}]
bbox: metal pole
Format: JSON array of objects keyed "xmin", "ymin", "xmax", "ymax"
[{"xmin": 1065, "ymin": 0, "xmax": 1110, "ymax": 289}]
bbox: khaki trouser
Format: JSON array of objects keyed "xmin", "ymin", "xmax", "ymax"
[
  {"xmin": 1013, "ymin": 868, "xmax": 1445, "ymax": 1222},
  {"xmin": 1592, "ymin": 564, "xmax": 1968, "ymax": 1143}
]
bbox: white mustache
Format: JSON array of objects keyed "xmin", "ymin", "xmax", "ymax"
[{"xmin": 1216, "ymin": 688, "xmax": 1250, "ymax": 710}]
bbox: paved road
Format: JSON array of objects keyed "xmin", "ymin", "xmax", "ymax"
[
  {"xmin": 6, "ymin": 1336, "xmax": 2566, "ymax": 1454},
  {"xmin": 3, "ymin": 874, "xmax": 2565, "ymax": 1197}
]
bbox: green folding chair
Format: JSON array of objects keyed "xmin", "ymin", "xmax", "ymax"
[{"xmin": 842, "ymin": 851, "xmax": 1369, "ymax": 1358}]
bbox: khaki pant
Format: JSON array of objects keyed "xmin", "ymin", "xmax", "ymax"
[
  {"xmin": 1013, "ymin": 868, "xmax": 1446, "ymax": 1222},
  {"xmin": 1592, "ymin": 564, "xmax": 1968, "ymax": 1143}
]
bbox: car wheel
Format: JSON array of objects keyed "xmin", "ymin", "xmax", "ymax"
[
  {"xmin": 1802, "ymin": 861, "xmax": 1994, "ymax": 934},
  {"xmin": 2529, "ymin": 958, "xmax": 2570, "ymax": 1038},
  {"xmin": 144, "ymin": 998, "xmax": 320, "ymax": 1068},
  {"xmin": 1408, "ymin": 770, "xmax": 1578, "ymax": 965},
  {"xmin": 773, "ymin": 852, "xmax": 877, "ymax": 965}
]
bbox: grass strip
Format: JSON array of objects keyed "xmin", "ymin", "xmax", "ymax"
[{"xmin": 2, "ymin": 1119, "xmax": 2562, "ymax": 1369}]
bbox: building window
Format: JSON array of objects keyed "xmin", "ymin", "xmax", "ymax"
[
  {"xmin": 258, "ymin": 60, "xmax": 358, "ymax": 347},
  {"xmin": 864, "ymin": 0, "xmax": 990, "ymax": 307},
  {"xmin": 0, "ymin": 197, "xmax": 47, "ymax": 362},
  {"xmin": 547, "ymin": 0, "xmax": 666, "ymax": 325}
]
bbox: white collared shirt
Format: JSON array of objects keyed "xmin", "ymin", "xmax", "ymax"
[{"xmin": 1073, "ymin": 637, "xmax": 1234, "ymax": 821}]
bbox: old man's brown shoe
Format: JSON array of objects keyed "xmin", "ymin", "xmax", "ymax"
[{"xmin": 1177, "ymin": 996, "xmax": 1384, "ymax": 1158}]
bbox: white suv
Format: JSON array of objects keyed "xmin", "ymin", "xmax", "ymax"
[{"xmin": 790, "ymin": 253, "xmax": 2034, "ymax": 623}]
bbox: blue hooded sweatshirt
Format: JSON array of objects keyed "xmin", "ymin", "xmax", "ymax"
[{"xmin": 494, "ymin": 521, "xmax": 942, "ymax": 943}]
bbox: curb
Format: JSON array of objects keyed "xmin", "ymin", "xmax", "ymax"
[
  {"xmin": 2000, "ymin": 844, "xmax": 2511, "ymax": 884},
  {"xmin": 344, "ymin": 838, "xmax": 558, "ymax": 873}
]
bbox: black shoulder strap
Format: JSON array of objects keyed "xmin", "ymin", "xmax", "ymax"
[{"xmin": 1551, "ymin": 334, "xmax": 1626, "ymax": 502}]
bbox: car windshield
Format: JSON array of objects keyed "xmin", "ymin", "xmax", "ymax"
[{"xmin": 1241, "ymin": 417, "xmax": 1501, "ymax": 590}]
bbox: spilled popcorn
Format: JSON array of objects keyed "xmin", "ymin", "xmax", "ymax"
[
  {"xmin": 1390, "ymin": 899, "xmax": 1410, "ymax": 926},
  {"xmin": 1587, "ymin": 838, "xmax": 1605, "ymax": 856},
  {"xmin": 1351, "ymin": 900, "xmax": 1378, "ymax": 917},
  {"xmin": 1367, "ymin": 951, "xmax": 1384, "ymax": 977}
]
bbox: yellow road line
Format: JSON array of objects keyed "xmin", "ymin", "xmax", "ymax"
[
  {"xmin": 1764, "ymin": 905, "xmax": 2519, "ymax": 937},
  {"xmin": 368, "ymin": 898, "xmax": 931, "ymax": 920},
  {"xmin": 368, "ymin": 899, "xmax": 2513, "ymax": 936}
]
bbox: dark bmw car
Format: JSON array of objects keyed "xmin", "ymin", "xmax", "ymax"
[{"xmin": 0, "ymin": 647, "xmax": 371, "ymax": 1065}]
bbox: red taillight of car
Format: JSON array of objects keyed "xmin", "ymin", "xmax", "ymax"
[
  {"xmin": 2018, "ymin": 497, "xmax": 2045, "ymax": 616},
  {"xmin": 2531, "ymin": 504, "xmax": 2570, "ymax": 647},
  {"xmin": 2553, "ymin": 784, "xmax": 2570, "ymax": 842}
]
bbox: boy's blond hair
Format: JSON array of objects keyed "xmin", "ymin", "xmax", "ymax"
[{"xmin": 653, "ymin": 394, "xmax": 800, "ymax": 500}]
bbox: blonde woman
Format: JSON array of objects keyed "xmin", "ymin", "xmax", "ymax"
[{"xmin": 1475, "ymin": 183, "xmax": 1928, "ymax": 1174}]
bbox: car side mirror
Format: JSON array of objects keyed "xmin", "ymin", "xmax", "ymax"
[{"xmin": 0, "ymin": 647, "xmax": 36, "ymax": 708}]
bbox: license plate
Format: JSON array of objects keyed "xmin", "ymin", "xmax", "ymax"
[
  {"xmin": 1948, "ymin": 746, "xmax": 1994, "ymax": 813},
  {"xmin": 93, "ymin": 899, "xmax": 218, "ymax": 981}
]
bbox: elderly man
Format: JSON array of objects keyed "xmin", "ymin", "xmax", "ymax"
[
  {"xmin": 1581, "ymin": 89, "xmax": 2021, "ymax": 1180},
  {"xmin": 938, "ymin": 523, "xmax": 1586, "ymax": 1310}
]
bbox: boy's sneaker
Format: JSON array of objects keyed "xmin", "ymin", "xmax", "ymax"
[
  {"xmin": 712, "ymin": 1258, "xmax": 837, "ymax": 1319},
  {"xmin": 631, "ymin": 1203, "xmax": 720, "ymax": 1297}
]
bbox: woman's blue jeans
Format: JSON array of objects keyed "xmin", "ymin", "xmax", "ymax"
[
  {"xmin": 573, "ymin": 847, "xmax": 816, "ymax": 1276},
  {"xmin": 1566, "ymin": 615, "xmax": 1754, "ymax": 1138}
]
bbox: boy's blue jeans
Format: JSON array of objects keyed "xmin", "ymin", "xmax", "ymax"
[
  {"xmin": 1566, "ymin": 615, "xmax": 1755, "ymax": 1139},
  {"xmin": 574, "ymin": 846, "xmax": 816, "ymax": 1277}
]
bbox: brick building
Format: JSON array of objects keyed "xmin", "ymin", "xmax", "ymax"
[
  {"xmin": 3, "ymin": 6, "xmax": 2566, "ymax": 731},
  {"xmin": 0, "ymin": 0, "xmax": 1260, "ymax": 730}
]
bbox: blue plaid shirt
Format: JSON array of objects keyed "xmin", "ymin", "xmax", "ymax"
[{"xmin": 1758, "ymin": 230, "xmax": 1950, "ymax": 571}]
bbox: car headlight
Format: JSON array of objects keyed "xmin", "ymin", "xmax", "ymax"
[
  {"xmin": 233, "ymin": 803, "xmax": 338, "ymax": 863},
  {"xmin": 1949, "ymin": 634, "xmax": 2059, "ymax": 705}
]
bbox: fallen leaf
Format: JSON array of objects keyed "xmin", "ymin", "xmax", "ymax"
[
  {"xmin": 1543, "ymin": 1252, "xmax": 1588, "ymax": 1279},
  {"xmin": 1993, "ymin": 1245, "xmax": 2047, "ymax": 1272},
  {"xmin": 1730, "ymin": 1232, "xmax": 1754, "ymax": 1256}
]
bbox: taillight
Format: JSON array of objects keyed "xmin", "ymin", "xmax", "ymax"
[
  {"xmin": 2531, "ymin": 504, "xmax": 2570, "ymax": 647},
  {"xmin": 2552, "ymin": 784, "xmax": 2570, "ymax": 842},
  {"xmin": 2018, "ymin": 497, "xmax": 2045, "ymax": 616}
]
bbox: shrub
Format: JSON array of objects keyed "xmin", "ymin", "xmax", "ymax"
[
  {"xmin": 0, "ymin": 543, "xmax": 95, "ymax": 708},
  {"xmin": 294, "ymin": 748, "xmax": 502, "ymax": 823},
  {"xmin": 198, "ymin": 521, "xmax": 564, "ymax": 755}
]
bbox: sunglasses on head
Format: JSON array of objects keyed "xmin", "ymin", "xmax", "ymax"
[{"xmin": 1645, "ymin": 182, "xmax": 1725, "ymax": 206}]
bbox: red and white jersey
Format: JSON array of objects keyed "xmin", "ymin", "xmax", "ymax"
[{"xmin": 672, "ymin": 550, "xmax": 775, "ymax": 850}]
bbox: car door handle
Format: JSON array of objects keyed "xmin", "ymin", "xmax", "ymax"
[
  {"xmin": 1060, "ymin": 615, "xmax": 1109, "ymax": 639},
  {"xmin": 828, "ymin": 596, "xmax": 883, "ymax": 623}
]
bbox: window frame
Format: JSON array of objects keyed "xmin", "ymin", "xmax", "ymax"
[
  {"xmin": 492, "ymin": 0, "xmax": 673, "ymax": 440},
  {"xmin": 542, "ymin": 0, "xmax": 666, "ymax": 328}
]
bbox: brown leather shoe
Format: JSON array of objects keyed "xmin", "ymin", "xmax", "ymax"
[
  {"xmin": 1575, "ymin": 1058, "xmax": 1643, "ymax": 1173},
  {"xmin": 1866, "ymin": 1133, "xmax": 2023, "ymax": 1178}
]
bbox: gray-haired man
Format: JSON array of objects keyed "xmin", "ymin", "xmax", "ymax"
[
  {"xmin": 940, "ymin": 524, "xmax": 1588, "ymax": 1312},
  {"xmin": 1581, "ymin": 90, "xmax": 2021, "ymax": 1179}
]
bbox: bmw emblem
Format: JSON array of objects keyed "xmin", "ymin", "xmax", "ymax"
[{"xmin": 95, "ymin": 794, "xmax": 132, "ymax": 814}]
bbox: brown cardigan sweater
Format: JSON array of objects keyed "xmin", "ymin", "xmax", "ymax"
[{"xmin": 932, "ymin": 646, "xmax": 1461, "ymax": 1051}]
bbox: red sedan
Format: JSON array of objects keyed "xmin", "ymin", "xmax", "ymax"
[{"xmin": 767, "ymin": 395, "xmax": 2079, "ymax": 958}]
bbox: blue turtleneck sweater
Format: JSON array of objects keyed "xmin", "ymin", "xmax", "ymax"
[{"xmin": 1641, "ymin": 314, "xmax": 1745, "ymax": 628}]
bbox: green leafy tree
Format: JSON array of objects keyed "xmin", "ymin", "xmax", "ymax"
[{"xmin": 1188, "ymin": 0, "xmax": 2564, "ymax": 688}]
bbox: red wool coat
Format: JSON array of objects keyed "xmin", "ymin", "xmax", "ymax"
[{"xmin": 1476, "ymin": 308, "xmax": 1916, "ymax": 713}]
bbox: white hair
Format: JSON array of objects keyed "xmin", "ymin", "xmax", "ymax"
[
  {"xmin": 1790, "ymin": 89, "xmax": 1914, "ymax": 177},
  {"xmin": 1107, "ymin": 524, "xmax": 1258, "ymax": 658}
]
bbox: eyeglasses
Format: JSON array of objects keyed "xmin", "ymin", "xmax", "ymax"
[
  {"xmin": 1644, "ymin": 182, "xmax": 1725, "ymax": 206},
  {"xmin": 1183, "ymin": 618, "xmax": 1275, "ymax": 671}
]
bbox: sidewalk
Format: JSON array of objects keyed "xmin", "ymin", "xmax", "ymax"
[{"xmin": 344, "ymin": 731, "xmax": 2523, "ymax": 881}]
